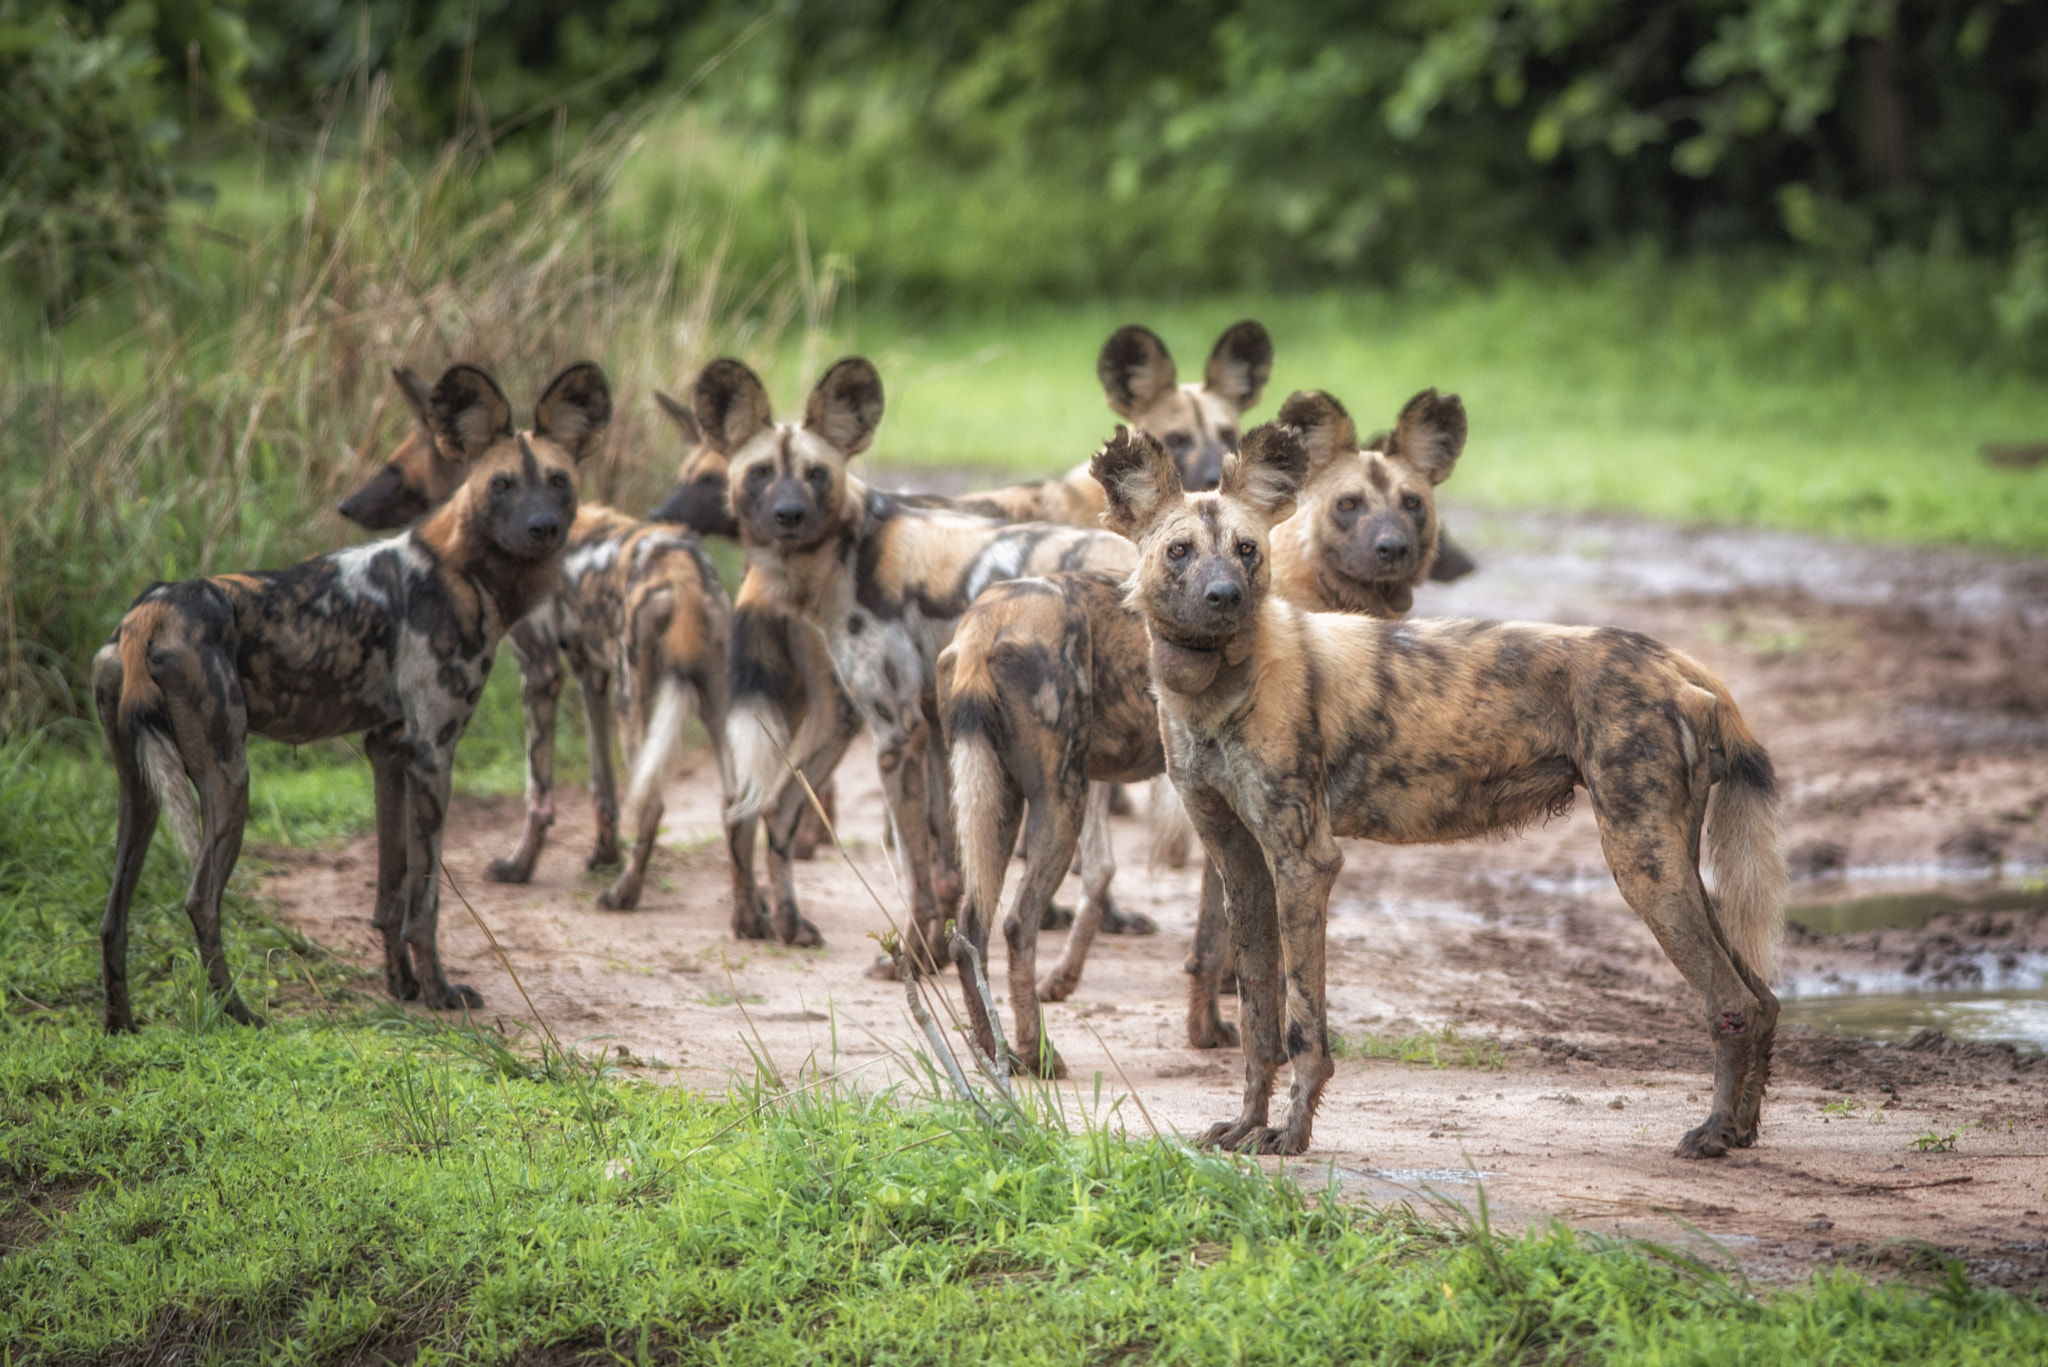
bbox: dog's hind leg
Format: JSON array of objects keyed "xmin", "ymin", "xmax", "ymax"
[
  {"xmin": 487, "ymin": 618, "xmax": 562, "ymax": 884},
  {"xmin": 601, "ymin": 671, "xmax": 696, "ymax": 911},
  {"xmin": 1598, "ymin": 808, "xmax": 1776, "ymax": 1158},
  {"xmin": 577, "ymin": 657, "xmax": 623, "ymax": 870},
  {"xmin": 365, "ymin": 724, "xmax": 420, "ymax": 1001},
  {"xmin": 1000, "ymin": 791, "xmax": 1084, "ymax": 1078},
  {"xmin": 1038, "ymin": 781, "xmax": 1116, "ymax": 1005},
  {"xmin": 173, "ymin": 679, "xmax": 260, "ymax": 1026},
  {"xmin": 95, "ymin": 654, "xmax": 160, "ymax": 1034}
]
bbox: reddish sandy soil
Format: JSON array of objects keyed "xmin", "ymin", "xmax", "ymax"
[{"xmin": 264, "ymin": 507, "xmax": 2048, "ymax": 1289}]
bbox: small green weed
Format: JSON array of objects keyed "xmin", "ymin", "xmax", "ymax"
[
  {"xmin": 1911, "ymin": 1125, "xmax": 1975, "ymax": 1154},
  {"xmin": 1334, "ymin": 1024, "xmax": 1506, "ymax": 1070}
]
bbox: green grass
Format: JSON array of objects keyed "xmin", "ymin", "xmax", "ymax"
[
  {"xmin": 823, "ymin": 267, "xmax": 2048, "ymax": 554},
  {"xmin": 5, "ymin": 1013, "xmax": 2047, "ymax": 1365}
]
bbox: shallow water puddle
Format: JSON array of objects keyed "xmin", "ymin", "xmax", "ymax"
[{"xmin": 1782, "ymin": 881, "xmax": 2048, "ymax": 1050}]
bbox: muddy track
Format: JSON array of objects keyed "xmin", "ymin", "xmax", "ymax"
[{"xmin": 263, "ymin": 504, "xmax": 2048, "ymax": 1288}]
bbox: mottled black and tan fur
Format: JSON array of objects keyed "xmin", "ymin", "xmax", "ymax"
[
  {"xmin": 339, "ymin": 387, "xmax": 732, "ymax": 913},
  {"xmin": 939, "ymin": 388, "xmax": 1468, "ymax": 1074},
  {"xmin": 1092, "ymin": 423, "xmax": 1786, "ymax": 1158},
  {"xmin": 96, "ymin": 363, "xmax": 609, "ymax": 1031},
  {"xmin": 697, "ymin": 357, "xmax": 1136, "ymax": 974}
]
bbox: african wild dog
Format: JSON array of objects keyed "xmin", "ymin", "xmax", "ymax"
[
  {"xmin": 697, "ymin": 356, "xmax": 1138, "ymax": 977},
  {"xmin": 96, "ymin": 363, "xmax": 610, "ymax": 1031},
  {"xmin": 939, "ymin": 388, "xmax": 1467, "ymax": 1074},
  {"xmin": 1092, "ymin": 423, "xmax": 1786, "ymax": 1158},
  {"xmin": 341, "ymin": 369, "xmax": 734, "ymax": 915},
  {"xmin": 655, "ymin": 323, "xmax": 1286, "ymax": 947}
]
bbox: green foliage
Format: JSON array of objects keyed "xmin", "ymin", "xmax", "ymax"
[{"xmin": 6, "ymin": 1015, "xmax": 2048, "ymax": 1362}]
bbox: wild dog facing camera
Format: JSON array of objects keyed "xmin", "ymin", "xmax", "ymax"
[
  {"xmin": 694, "ymin": 356, "xmax": 883, "ymax": 550},
  {"xmin": 1093, "ymin": 422, "xmax": 1308, "ymax": 694}
]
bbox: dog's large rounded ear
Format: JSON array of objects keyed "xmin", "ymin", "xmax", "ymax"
[
  {"xmin": 654, "ymin": 391, "xmax": 703, "ymax": 447},
  {"xmin": 393, "ymin": 366, "xmax": 438, "ymax": 439},
  {"xmin": 1220, "ymin": 422, "xmax": 1310, "ymax": 526},
  {"xmin": 534, "ymin": 362, "xmax": 612, "ymax": 465},
  {"xmin": 1091, "ymin": 425, "xmax": 1182, "ymax": 538},
  {"xmin": 1097, "ymin": 325, "xmax": 1178, "ymax": 418},
  {"xmin": 804, "ymin": 357, "xmax": 885, "ymax": 455},
  {"xmin": 1275, "ymin": 390, "xmax": 1358, "ymax": 477},
  {"xmin": 692, "ymin": 359, "xmax": 775, "ymax": 454},
  {"xmin": 1203, "ymin": 320, "xmax": 1274, "ymax": 412},
  {"xmin": 428, "ymin": 364, "xmax": 515, "ymax": 462},
  {"xmin": 1384, "ymin": 389, "xmax": 1467, "ymax": 486}
]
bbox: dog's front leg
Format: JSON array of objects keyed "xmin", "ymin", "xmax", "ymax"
[
  {"xmin": 1183, "ymin": 858, "xmax": 1236, "ymax": 1048},
  {"xmin": 398, "ymin": 736, "xmax": 482, "ymax": 1011},
  {"xmin": 487, "ymin": 619, "xmax": 561, "ymax": 884},
  {"xmin": 1183, "ymin": 790, "xmax": 1284, "ymax": 1151},
  {"xmin": 578, "ymin": 659, "xmax": 622, "ymax": 869},
  {"xmin": 365, "ymin": 724, "xmax": 420, "ymax": 1001},
  {"xmin": 1267, "ymin": 822, "xmax": 1341, "ymax": 1157}
]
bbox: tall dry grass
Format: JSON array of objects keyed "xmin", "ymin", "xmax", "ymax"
[{"xmin": 0, "ymin": 78, "xmax": 838, "ymax": 740}]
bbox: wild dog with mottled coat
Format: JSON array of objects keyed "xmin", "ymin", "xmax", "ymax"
[
  {"xmin": 940, "ymin": 389, "xmax": 1466, "ymax": 1073},
  {"xmin": 1090, "ymin": 422, "xmax": 1785, "ymax": 1158},
  {"xmin": 658, "ymin": 323, "xmax": 1283, "ymax": 946},
  {"xmin": 340, "ymin": 368, "xmax": 734, "ymax": 915},
  {"xmin": 697, "ymin": 356, "xmax": 1137, "ymax": 971},
  {"xmin": 96, "ymin": 363, "xmax": 609, "ymax": 1031}
]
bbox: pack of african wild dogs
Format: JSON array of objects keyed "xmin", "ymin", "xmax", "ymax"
[{"xmin": 96, "ymin": 321, "xmax": 1785, "ymax": 1161}]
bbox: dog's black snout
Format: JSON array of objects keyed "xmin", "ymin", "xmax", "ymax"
[
  {"xmin": 1374, "ymin": 533, "xmax": 1411, "ymax": 563},
  {"xmin": 772, "ymin": 500, "xmax": 807, "ymax": 529},
  {"xmin": 1204, "ymin": 580, "xmax": 1242, "ymax": 609},
  {"xmin": 527, "ymin": 511, "xmax": 561, "ymax": 543}
]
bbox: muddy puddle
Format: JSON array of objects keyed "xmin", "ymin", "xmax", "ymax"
[{"xmin": 1780, "ymin": 881, "xmax": 2048, "ymax": 1049}]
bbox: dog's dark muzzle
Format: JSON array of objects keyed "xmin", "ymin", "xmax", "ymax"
[{"xmin": 651, "ymin": 478, "xmax": 735, "ymax": 537}]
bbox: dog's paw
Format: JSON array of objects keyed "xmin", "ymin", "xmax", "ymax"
[{"xmin": 483, "ymin": 857, "xmax": 530, "ymax": 885}]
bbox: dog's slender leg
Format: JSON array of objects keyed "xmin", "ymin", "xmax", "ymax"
[
  {"xmin": 1184, "ymin": 858, "xmax": 1237, "ymax": 1048},
  {"xmin": 579, "ymin": 660, "xmax": 622, "ymax": 870},
  {"xmin": 725, "ymin": 812, "xmax": 770, "ymax": 939},
  {"xmin": 98, "ymin": 691, "xmax": 159, "ymax": 1035},
  {"xmin": 178, "ymin": 693, "xmax": 259, "ymax": 1026},
  {"xmin": 1267, "ymin": 831, "xmax": 1342, "ymax": 1157},
  {"xmin": 400, "ymin": 740, "xmax": 482, "ymax": 1011},
  {"xmin": 760, "ymin": 694, "xmax": 859, "ymax": 948},
  {"xmin": 1039, "ymin": 781, "xmax": 1115, "ymax": 1005},
  {"xmin": 487, "ymin": 620, "xmax": 561, "ymax": 884},
  {"xmin": 1186, "ymin": 796, "xmax": 1283, "ymax": 1150},
  {"xmin": 872, "ymin": 718, "xmax": 945, "ymax": 966},
  {"xmin": 1597, "ymin": 811, "xmax": 1771, "ymax": 1158},
  {"xmin": 365, "ymin": 724, "xmax": 419, "ymax": 1001},
  {"xmin": 1002, "ymin": 788, "xmax": 1084, "ymax": 1077}
]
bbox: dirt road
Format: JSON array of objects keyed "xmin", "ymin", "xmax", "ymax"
[{"xmin": 266, "ymin": 505, "xmax": 2048, "ymax": 1288}]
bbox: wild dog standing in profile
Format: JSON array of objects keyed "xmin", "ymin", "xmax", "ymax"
[
  {"xmin": 1091, "ymin": 423, "xmax": 1785, "ymax": 1158},
  {"xmin": 939, "ymin": 388, "xmax": 1466, "ymax": 1073},
  {"xmin": 340, "ymin": 369, "xmax": 733, "ymax": 914},
  {"xmin": 657, "ymin": 323, "xmax": 1280, "ymax": 946},
  {"xmin": 697, "ymin": 356, "xmax": 1137, "ymax": 975},
  {"xmin": 96, "ymin": 363, "xmax": 609, "ymax": 1030}
]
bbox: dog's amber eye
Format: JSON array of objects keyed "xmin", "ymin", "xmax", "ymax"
[
  {"xmin": 549, "ymin": 471, "xmax": 569, "ymax": 489},
  {"xmin": 806, "ymin": 465, "xmax": 831, "ymax": 487},
  {"xmin": 1402, "ymin": 493, "xmax": 1422, "ymax": 511},
  {"xmin": 491, "ymin": 475, "xmax": 513, "ymax": 494},
  {"xmin": 1337, "ymin": 497, "xmax": 1359, "ymax": 513},
  {"xmin": 1236, "ymin": 540, "xmax": 1257, "ymax": 558},
  {"xmin": 1167, "ymin": 541, "xmax": 1190, "ymax": 560},
  {"xmin": 745, "ymin": 465, "xmax": 770, "ymax": 486}
]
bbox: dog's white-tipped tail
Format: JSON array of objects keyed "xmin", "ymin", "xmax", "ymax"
[
  {"xmin": 722, "ymin": 698, "xmax": 791, "ymax": 822},
  {"xmin": 621, "ymin": 676, "xmax": 695, "ymax": 842},
  {"xmin": 1704, "ymin": 705, "xmax": 1787, "ymax": 985},
  {"xmin": 139, "ymin": 729, "xmax": 201, "ymax": 864},
  {"xmin": 1146, "ymin": 774, "xmax": 1195, "ymax": 872},
  {"xmin": 950, "ymin": 726, "xmax": 1017, "ymax": 939}
]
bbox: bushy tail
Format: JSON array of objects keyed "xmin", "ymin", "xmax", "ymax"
[
  {"xmin": 722, "ymin": 605, "xmax": 804, "ymax": 821},
  {"xmin": 622, "ymin": 675, "xmax": 695, "ymax": 840},
  {"xmin": 1146, "ymin": 775, "xmax": 1195, "ymax": 871},
  {"xmin": 107, "ymin": 605, "xmax": 200, "ymax": 863},
  {"xmin": 722, "ymin": 698, "xmax": 789, "ymax": 822},
  {"xmin": 1698, "ymin": 681, "xmax": 1787, "ymax": 984},
  {"xmin": 940, "ymin": 632, "xmax": 1020, "ymax": 940}
]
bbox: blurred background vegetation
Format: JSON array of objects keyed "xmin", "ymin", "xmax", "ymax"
[{"xmin": 3, "ymin": 0, "xmax": 2046, "ymax": 745}]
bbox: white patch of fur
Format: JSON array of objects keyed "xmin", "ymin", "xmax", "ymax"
[
  {"xmin": 329, "ymin": 538, "xmax": 408, "ymax": 607},
  {"xmin": 1706, "ymin": 767, "xmax": 1787, "ymax": 985},
  {"xmin": 564, "ymin": 538, "xmax": 620, "ymax": 584},
  {"xmin": 950, "ymin": 726, "xmax": 1012, "ymax": 935},
  {"xmin": 620, "ymin": 677, "xmax": 696, "ymax": 844},
  {"xmin": 139, "ymin": 729, "xmax": 201, "ymax": 864},
  {"xmin": 964, "ymin": 535, "xmax": 1029, "ymax": 604},
  {"xmin": 723, "ymin": 698, "xmax": 791, "ymax": 821},
  {"xmin": 1146, "ymin": 774, "xmax": 1196, "ymax": 871}
]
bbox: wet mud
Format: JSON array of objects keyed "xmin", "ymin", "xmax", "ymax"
[{"xmin": 262, "ymin": 504, "xmax": 2048, "ymax": 1288}]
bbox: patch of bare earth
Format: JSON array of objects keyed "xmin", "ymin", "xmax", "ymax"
[{"xmin": 265, "ymin": 507, "xmax": 2048, "ymax": 1288}]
